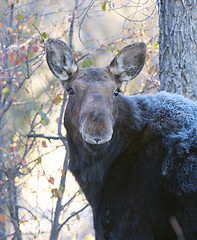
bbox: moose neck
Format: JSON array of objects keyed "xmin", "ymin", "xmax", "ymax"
[
  {"xmin": 67, "ymin": 126, "xmax": 125, "ymax": 198},
  {"xmin": 66, "ymin": 95, "xmax": 144, "ymax": 204}
]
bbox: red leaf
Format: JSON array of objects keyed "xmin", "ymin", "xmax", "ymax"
[
  {"xmin": 1, "ymin": 54, "xmax": 6, "ymax": 60},
  {"xmin": 15, "ymin": 58, "xmax": 21, "ymax": 65},
  {"xmin": 22, "ymin": 53, "xmax": 27, "ymax": 59},
  {"xmin": 11, "ymin": 146, "xmax": 15, "ymax": 152},
  {"xmin": 32, "ymin": 45, "xmax": 39, "ymax": 53},
  {"xmin": 4, "ymin": 71, "xmax": 9, "ymax": 78},
  {"xmin": 22, "ymin": 160, "xmax": 27, "ymax": 166},
  {"xmin": 62, "ymin": 168, "xmax": 65, "ymax": 176},
  {"xmin": 16, "ymin": 157, "xmax": 26, "ymax": 165},
  {"xmin": 55, "ymin": 117, "xmax": 59, "ymax": 124},
  {"xmin": 42, "ymin": 140, "xmax": 47, "ymax": 148},
  {"xmin": 10, "ymin": 51, "xmax": 15, "ymax": 62},
  {"xmin": 16, "ymin": 157, "xmax": 22, "ymax": 162},
  {"xmin": 0, "ymin": 180, "xmax": 4, "ymax": 185}
]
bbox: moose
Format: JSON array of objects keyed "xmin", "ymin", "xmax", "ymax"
[{"xmin": 46, "ymin": 38, "xmax": 197, "ymax": 240}]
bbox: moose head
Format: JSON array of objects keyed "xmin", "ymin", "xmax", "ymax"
[{"xmin": 46, "ymin": 38, "xmax": 146, "ymax": 147}]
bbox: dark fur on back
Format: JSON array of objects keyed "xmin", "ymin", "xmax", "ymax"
[{"xmin": 66, "ymin": 92, "xmax": 197, "ymax": 240}]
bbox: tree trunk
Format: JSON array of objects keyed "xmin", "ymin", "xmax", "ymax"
[{"xmin": 158, "ymin": 0, "xmax": 197, "ymax": 100}]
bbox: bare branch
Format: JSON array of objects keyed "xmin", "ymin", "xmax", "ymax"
[
  {"xmin": 27, "ymin": 133, "xmax": 66, "ymax": 141},
  {"xmin": 69, "ymin": 0, "xmax": 80, "ymax": 48},
  {"xmin": 170, "ymin": 216, "xmax": 185, "ymax": 240},
  {"xmin": 78, "ymin": 0, "xmax": 96, "ymax": 45},
  {"xmin": 61, "ymin": 190, "xmax": 80, "ymax": 211},
  {"xmin": 57, "ymin": 204, "xmax": 89, "ymax": 234},
  {"xmin": 32, "ymin": 24, "xmax": 45, "ymax": 43}
]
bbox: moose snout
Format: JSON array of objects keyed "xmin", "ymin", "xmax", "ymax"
[{"xmin": 79, "ymin": 109, "xmax": 114, "ymax": 145}]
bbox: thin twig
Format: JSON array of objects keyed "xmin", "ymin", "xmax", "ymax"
[
  {"xmin": 170, "ymin": 216, "xmax": 185, "ymax": 240},
  {"xmin": 69, "ymin": 0, "xmax": 79, "ymax": 48},
  {"xmin": 78, "ymin": 0, "xmax": 96, "ymax": 45},
  {"xmin": 57, "ymin": 204, "xmax": 89, "ymax": 234},
  {"xmin": 27, "ymin": 133, "xmax": 66, "ymax": 140},
  {"xmin": 32, "ymin": 23, "xmax": 45, "ymax": 43},
  {"xmin": 61, "ymin": 190, "xmax": 80, "ymax": 211}
]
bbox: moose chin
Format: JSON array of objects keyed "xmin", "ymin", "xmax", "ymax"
[{"xmin": 46, "ymin": 38, "xmax": 197, "ymax": 240}]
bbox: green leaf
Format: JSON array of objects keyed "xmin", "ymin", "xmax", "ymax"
[
  {"xmin": 78, "ymin": 189, "xmax": 82, "ymax": 195},
  {"xmin": 2, "ymin": 87, "xmax": 9, "ymax": 94},
  {"xmin": 29, "ymin": 51, "xmax": 34, "ymax": 58},
  {"xmin": 37, "ymin": 105, "xmax": 42, "ymax": 112},
  {"xmin": 59, "ymin": 183, "xmax": 64, "ymax": 192},
  {"xmin": 17, "ymin": 14, "xmax": 24, "ymax": 21},
  {"xmin": 54, "ymin": 94, "xmax": 62, "ymax": 104},
  {"xmin": 38, "ymin": 157, "xmax": 42, "ymax": 164},
  {"xmin": 41, "ymin": 118, "xmax": 46, "ymax": 125},
  {"xmin": 82, "ymin": 59, "xmax": 94, "ymax": 68},
  {"xmin": 11, "ymin": 92, "xmax": 16, "ymax": 98},
  {"xmin": 42, "ymin": 32, "xmax": 48, "ymax": 39},
  {"xmin": 102, "ymin": 1, "xmax": 106, "ymax": 11},
  {"xmin": 41, "ymin": 117, "xmax": 49, "ymax": 126},
  {"xmin": 30, "ymin": 110, "xmax": 36, "ymax": 118},
  {"xmin": 71, "ymin": 212, "xmax": 80, "ymax": 221},
  {"xmin": 76, "ymin": 213, "xmax": 80, "ymax": 221},
  {"xmin": 153, "ymin": 43, "xmax": 159, "ymax": 49}
]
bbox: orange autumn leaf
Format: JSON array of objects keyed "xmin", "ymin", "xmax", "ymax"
[
  {"xmin": 148, "ymin": 66, "xmax": 154, "ymax": 74},
  {"xmin": 48, "ymin": 176, "xmax": 55, "ymax": 185},
  {"xmin": 66, "ymin": 224, "xmax": 70, "ymax": 231},
  {"xmin": 0, "ymin": 214, "xmax": 5, "ymax": 223},
  {"xmin": 51, "ymin": 188, "xmax": 59, "ymax": 198}
]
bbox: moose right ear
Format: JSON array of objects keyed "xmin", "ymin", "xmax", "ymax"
[
  {"xmin": 109, "ymin": 42, "xmax": 146, "ymax": 85},
  {"xmin": 45, "ymin": 38, "xmax": 78, "ymax": 83}
]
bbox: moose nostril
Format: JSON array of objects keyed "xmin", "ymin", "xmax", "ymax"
[{"xmin": 94, "ymin": 138, "xmax": 101, "ymax": 144}]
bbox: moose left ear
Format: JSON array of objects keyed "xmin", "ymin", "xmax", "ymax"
[
  {"xmin": 45, "ymin": 38, "xmax": 78, "ymax": 83},
  {"xmin": 109, "ymin": 42, "xmax": 146, "ymax": 84}
]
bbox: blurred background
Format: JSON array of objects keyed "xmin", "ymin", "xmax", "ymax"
[{"xmin": 0, "ymin": 0, "xmax": 159, "ymax": 239}]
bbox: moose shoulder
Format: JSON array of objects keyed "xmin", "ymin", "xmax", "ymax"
[{"xmin": 46, "ymin": 38, "xmax": 197, "ymax": 240}]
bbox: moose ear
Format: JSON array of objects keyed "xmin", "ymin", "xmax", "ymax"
[
  {"xmin": 109, "ymin": 42, "xmax": 146, "ymax": 84},
  {"xmin": 45, "ymin": 38, "xmax": 78, "ymax": 83}
]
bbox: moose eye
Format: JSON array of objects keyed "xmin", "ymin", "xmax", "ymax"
[
  {"xmin": 67, "ymin": 88, "xmax": 74, "ymax": 96},
  {"xmin": 114, "ymin": 88, "xmax": 121, "ymax": 96}
]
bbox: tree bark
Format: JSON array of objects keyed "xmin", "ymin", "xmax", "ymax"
[{"xmin": 158, "ymin": 0, "xmax": 197, "ymax": 100}]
